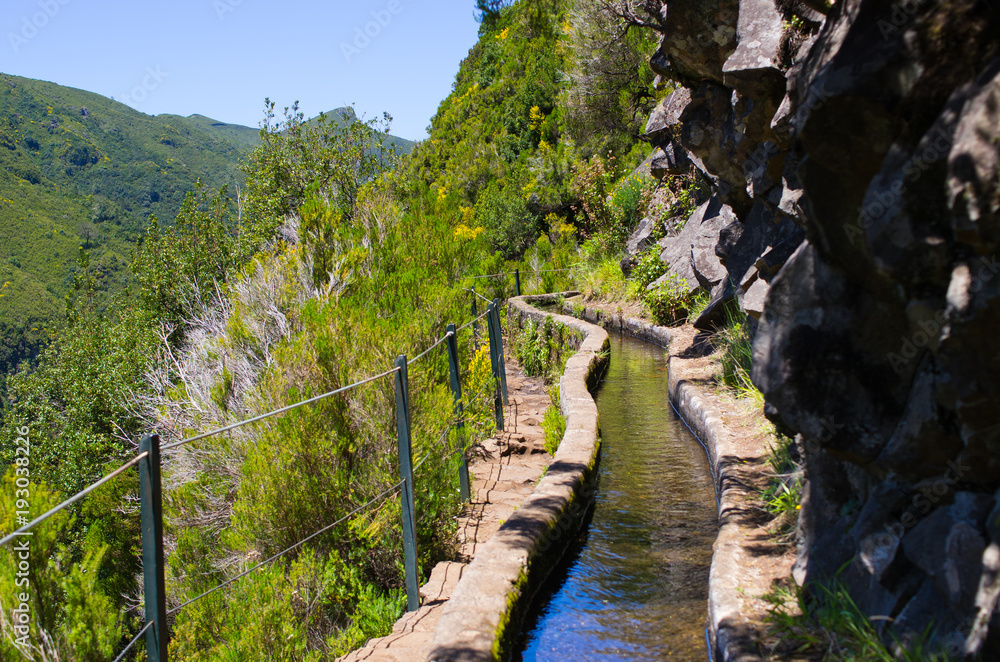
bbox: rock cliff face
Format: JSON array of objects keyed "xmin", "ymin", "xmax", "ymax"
[{"xmin": 641, "ymin": 0, "xmax": 1000, "ymax": 654}]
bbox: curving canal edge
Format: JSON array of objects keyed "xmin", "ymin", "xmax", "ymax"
[
  {"xmin": 428, "ymin": 295, "xmax": 610, "ymax": 662},
  {"xmin": 429, "ymin": 293, "xmax": 759, "ymax": 662}
]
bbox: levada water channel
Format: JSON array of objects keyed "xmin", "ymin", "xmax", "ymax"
[{"xmin": 516, "ymin": 330, "xmax": 718, "ymax": 661}]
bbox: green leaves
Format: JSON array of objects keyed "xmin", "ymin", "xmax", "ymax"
[
  {"xmin": 643, "ymin": 272, "xmax": 693, "ymax": 326},
  {"xmin": 0, "ymin": 472, "xmax": 123, "ymax": 660},
  {"xmin": 542, "ymin": 388, "xmax": 566, "ymax": 455},
  {"xmin": 475, "ymin": 181, "xmax": 540, "ymax": 259}
]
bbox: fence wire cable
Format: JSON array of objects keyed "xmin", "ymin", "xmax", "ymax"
[
  {"xmin": 457, "ymin": 307, "xmax": 492, "ymax": 333},
  {"xmin": 413, "ymin": 421, "xmax": 458, "ymax": 473},
  {"xmin": 468, "ymin": 266, "xmax": 579, "ymax": 281},
  {"xmin": 0, "ymin": 451, "xmax": 150, "ymax": 548},
  {"xmin": 411, "ymin": 377, "xmax": 496, "ymax": 474},
  {"xmin": 111, "ymin": 620, "xmax": 154, "ymax": 662},
  {"xmin": 167, "ymin": 479, "xmax": 405, "ymax": 616},
  {"xmin": 462, "ymin": 380, "xmax": 493, "ymax": 410},
  {"xmin": 407, "ymin": 331, "xmax": 454, "ymax": 366},
  {"xmin": 162, "ymin": 367, "xmax": 401, "ymax": 452},
  {"xmin": 463, "ymin": 288, "xmax": 494, "ymax": 304}
]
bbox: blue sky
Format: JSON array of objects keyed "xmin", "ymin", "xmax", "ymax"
[{"xmin": 0, "ymin": 0, "xmax": 483, "ymax": 140}]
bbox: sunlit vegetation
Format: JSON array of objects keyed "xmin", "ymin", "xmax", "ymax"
[
  {"xmin": 0, "ymin": 0, "xmax": 677, "ymax": 658},
  {"xmin": 0, "ymin": 74, "xmax": 414, "ymax": 382}
]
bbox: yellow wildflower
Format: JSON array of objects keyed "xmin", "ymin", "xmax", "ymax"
[
  {"xmin": 529, "ymin": 105, "xmax": 545, "ymax": 131},
  {"xmin": 454, "ymin": 224, "xmax": 485, "ymax": 241}
]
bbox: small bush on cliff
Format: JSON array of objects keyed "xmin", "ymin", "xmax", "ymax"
[
  {"xmin": 627, "ymin": 246, "xmax": 668, "ymax": 297},
  {"xmin": 643, "ymin": 273, "xmax": 691, "ymax": 325}
]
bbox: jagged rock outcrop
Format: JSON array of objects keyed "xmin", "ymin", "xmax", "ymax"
[{"xmin": 644, "ymin": 0, "xmax": 1000, "ymax": 654}]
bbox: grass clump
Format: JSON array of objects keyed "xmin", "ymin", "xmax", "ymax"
[
  {"xmin": 712, "ymin": 302, "xmax": 762, "ymax": 402},
  {"xmin": 542, "ymin": 386, "xmax": 566, "ymax": 455},
  {"xmin": 760, "ymin": 431, "xmax": 802, "ymax": 540},
  {"xmin": 764, "ymin": 578, "xmax": 955, "ymax": 661}
]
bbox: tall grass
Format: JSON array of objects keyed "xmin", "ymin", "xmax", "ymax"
[
  {"xmin": 713, "ymin": 302, "xmax": 762, "ymax": 403},
  {"xmin": 764, "ymin": 578, "xmax": 954, "ymax": 661}
]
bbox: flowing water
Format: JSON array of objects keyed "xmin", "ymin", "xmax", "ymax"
[{"xmin": 516, "ymin": 332, "xmax": 718, "ymax": 661}]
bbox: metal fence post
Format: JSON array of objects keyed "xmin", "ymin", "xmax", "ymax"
[
  {"xmin": 515, "ymin": 268, "xmax": 521, "ymax": 296},
  {"xmin": 471, "ymin": 287, "xmax": 480, "ymax": 349},
  {"xmin": 492, "ymin": 299, "xmax": 509, "ymax": 406},
  {"xmin": 394, "ymin": 356, "xmax": 419, "ymax": 612},
  {"xmin": 139, "ymin": 434, "xmax": 168, "ymax": 662},
  {"xmin": 486, "ymin": 303, "xmax": 504, "ymax": 431},
  {"xmin": 445, "ymin": 324, "xmax": 471, "ymax": 502}
]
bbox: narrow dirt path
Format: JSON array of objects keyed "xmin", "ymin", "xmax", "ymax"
[{"xmin": 339, "ymin": 354, "xmax": 551, "ymax": 662}]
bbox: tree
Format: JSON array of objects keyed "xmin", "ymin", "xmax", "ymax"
[
  {"xmin": 562, "ymin": 0, "xmax": 660, "ymax": 158},
  {"xmin": 475, "ymin": 0, "xmax": 513, "ymax": 30},
  {"xmin": 131, "ymin": 183, "xmax": 239, "ymax": 325},
  {"xmin": 240, "ymin": 101, "xmax": 398, "ymax": 285}
]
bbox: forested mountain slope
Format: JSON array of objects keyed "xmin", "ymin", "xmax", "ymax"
[{"xmin": 0, "ymin": 73, "xmax": 413, "ymax": 380}]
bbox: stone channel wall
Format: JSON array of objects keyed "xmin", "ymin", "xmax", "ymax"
[{"xmin": 427, "ymin": 296, "xmax": 608, "ymax": 661}]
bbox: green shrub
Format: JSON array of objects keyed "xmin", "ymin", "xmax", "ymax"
[
  {"xmin": 608, "ymin": 170, "xmax": 656, "ymax": 246},
  {"xmin": 516, "ymin": 317, "xmax": 555, "ymax": 377},
  {"xmin": 0, "ymin": 472, "xmax": 124, "ymax": 661},
  {"xmin": 576, "ymin": 240, "xmax": 629, "ymax": 300},
  {"xmin": 514, "ymin": 313, "xmax": 579, "ymax": 384},
  {"xmin": 643, "ymin": 273, "xmax": 691, "ymax": 325},
  {"xmin": 627, "ymin": 246, "xmax": 667, "ymax": 297},
  {"xmin": 475, "ymin": 181, "xmax": 541, "ymax": 259}
]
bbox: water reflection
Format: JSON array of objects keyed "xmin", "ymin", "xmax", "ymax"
[{"xmin": 516, "ymin": 333, "xmax": 717, "ymax": 661}]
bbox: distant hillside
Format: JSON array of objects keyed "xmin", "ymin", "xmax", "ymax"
[
  {"xmin": 0, "ymin": 73, "xmax": 416, "ymax": 380},
  {"xmin": 166, "ymin": 113, "xmax": 263, "ymax": 151},
  {"xmin": 0, "ymin": 73, "xmax": 256, "ymax": 379},
  {"xmin": 305, "ymin": 106, "xmax": 417, "ymax": 155},
  {"xmin": 164, "ymin": 108, "xmax": 416, "ymax": 157}
]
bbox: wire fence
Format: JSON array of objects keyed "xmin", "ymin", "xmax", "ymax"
[
  {"xmin": 0, "ymin": 286, "xmax": 517, "ymax": 661},
  {"xmin": 468, "ymin": 266, "xmax": 578, "ymax": 280},
  {"xmin": 162, "ymin": 366, "xmax": 403, "ymax": 453},
  {"xmin": 111, "ymin": 621, "xmax": 154, "ymax": 662},
  {"xmin": 0, "ymin": 451, "xmax": 150, "ymax": 548},
  {"xmin": 166, "ymin": 479, "xmax": 406, "ymax": 616}
]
